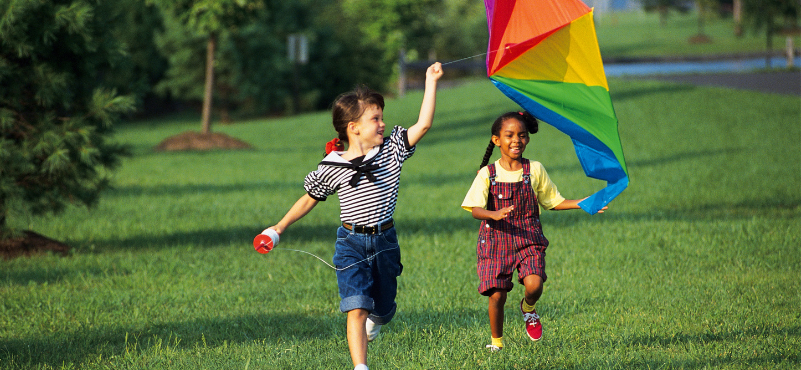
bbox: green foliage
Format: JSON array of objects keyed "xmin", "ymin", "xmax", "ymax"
[
  {"xmin": 741, "ymin": 0, "xmax": 801, "ymax": 34},
  {"xmin": 341, "ymin": 0, "xmax": 440, "ymax": 63},
  {"xmin": 150, "ymin": 0, "xmax": 431, "ymax": 115},
  {"xmin": 433, "ymin": 0, "xmax": 487, "ymax": 61},
  {"xmin": 103, "ymin": 0, "xmax": 168, "ymax": 104},
  {"xmin": 0, "ymin": 78, "xmax": 799, "ymax": 369},
  {"xmin": 0, "ymin": 0, "xmax": 135, "ymax": 235}
]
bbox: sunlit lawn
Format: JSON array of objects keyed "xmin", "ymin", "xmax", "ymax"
[
  {"xmin": 1, "ymin": 74, "xmax": 799, "ymax": 369},
  {"xmin": 596, "ymin": 10, "xmax": 791, "ymax": 59}
]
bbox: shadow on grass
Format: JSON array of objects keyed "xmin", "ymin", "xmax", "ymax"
[
  {"xmin": 106, "ymin": 180, "xmax": 301, "ymax": 198},
  {"xmin": 596, "ymin": 197, "xmax": 801, "ymax": 224},
  {"xmin": 65, "ymin": 222, "xmax": 336, "ymax": 254},
  {"xmin": 610, "ymin": 83, "xmax": 695, "ymax": 100},
  {"xmin": 625, "ymin": 147, "xmax": 745, "ymax": 168},
  {"xmin": 2, "ymin": 308, "xmax": 796, "ymax": 369},
  {"xmin": 64, "ymin": 190, "xmax": 799, "ymax": 257},
  {"xmin": 0, "ymin": 308, "xmax": 487, "ymax": 369}
]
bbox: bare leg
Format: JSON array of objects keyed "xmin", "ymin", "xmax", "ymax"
[
  {"xmin": 522, "ymin": 274, "xmax": 543, "ymax": 307},
  {"xmin": 347, "ymin": 309, "xmax": 369, "ymax": 368},
  {"xmin": 487, "ymin": 289, "xmax": 507, "ymax": 339}
]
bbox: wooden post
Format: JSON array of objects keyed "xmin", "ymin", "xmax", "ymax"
[{"xmin": 398, "ymin": 49, "xmax": 406, "ymax": 98}]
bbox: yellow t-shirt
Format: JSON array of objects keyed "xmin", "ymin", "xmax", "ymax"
[{"xmin": 461, "ymin": 159, "xmax": 565, "ymax": 212}]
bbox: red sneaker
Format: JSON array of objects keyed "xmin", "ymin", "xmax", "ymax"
[{"xmin": 520, "ymin": 299, "xmax": 542, "ymax": 341}]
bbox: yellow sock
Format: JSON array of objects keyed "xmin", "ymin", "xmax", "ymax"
[
  {"xmin": 521, "ymin": 299, "xmax": 536, "ymax": 313},
  {"xmin": 491, "ymin": 336, "xmax": 503, "ymax": 348}
]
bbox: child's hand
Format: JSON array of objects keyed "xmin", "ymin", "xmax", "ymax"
[
  {"xmin": 426, "ymin": 62, "xmax": 443, "ymax": 82},
  {"xmin": 491, "ymin": 205, "xmax": 514, "ymax": 220},
  {"xmin": 579, "ymin": 196, "xmax": 609, "ymax": 214}
]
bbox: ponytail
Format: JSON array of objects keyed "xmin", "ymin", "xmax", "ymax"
[
  {"xmin": 518, "ymin": 111, "xmax": 539, "ymax": 134},
  {"xmin": 325, "ymin": 138, "xmax": 344, "ymax": 156}
]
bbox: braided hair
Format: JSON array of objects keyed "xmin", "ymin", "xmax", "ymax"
[{"xmin": 479, "ymin": 111, "xmax": 539, "ymax": 169}]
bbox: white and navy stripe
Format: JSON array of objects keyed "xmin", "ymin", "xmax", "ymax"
[{"xmin": 304, "ymin": 126, "xmax": 415, "ymax": 225}]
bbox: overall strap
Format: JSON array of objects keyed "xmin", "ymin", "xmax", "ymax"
[
  {"xmin": 487, "ymin": 163, "xmax": 497, "ymax": 185},
  {"xmin": 521, "ymin": 158, "xmax": 531, "ymax": 184}
]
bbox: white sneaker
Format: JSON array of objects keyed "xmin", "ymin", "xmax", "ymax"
[
  {"xmin": 354, "ymin": 364, "xmax": 369, "ymax": 370},
  {"xmin": 365, "ymin": 318, "xmax": 381, "ymax": 342},
  {"xmin": 485, "ymin": 344, "xmax": 502, "ymax": 352}
]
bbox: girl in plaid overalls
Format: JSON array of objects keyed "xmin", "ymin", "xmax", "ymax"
[{"xmin": 461, "ymin": 111, "xmax": 606, "ymax": 351}]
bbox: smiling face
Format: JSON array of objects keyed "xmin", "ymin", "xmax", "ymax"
[
  {"xmin": 492, "ymin": 117, "xmax": 530, "ymax": 161},
  {"xmin": 350, "ymin": 104, "xmax": 385, "ymax": 148}
]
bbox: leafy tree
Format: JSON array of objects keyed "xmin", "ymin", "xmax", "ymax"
[
  {"xmin": 741, "ymin": 0, "xmax": 800, "ymax": 65},
  {"xmin": 217, "ymin": 1, "xmax": 313, "ymax": 115},
  {"xmin": 104, "ymin": 0, "xmax": 168, "ymax": 109},
  {"xmin": 340, "ymin": 0, "xmax": 441, "ymax": 87},
  {"xmin": 433, "ymin": 0, "xmax": 487, "ymax": 62},
  {"xmin": 695, "ymin": 0, "xmax": 718, "ymax": 37},
  {"xmin": 0, "ymin": 0, "xmax": 135, "ymax": 238},
  {"xmin": 149, "ymin": 0, "xmax": 264, "ymax": 132},
  {"xmin": 641, "ymin": 0, "xmax": 693, "ymax": 26}
]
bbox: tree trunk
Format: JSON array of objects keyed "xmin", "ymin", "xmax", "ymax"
[
  {"xmin": 733, "ymin": 0, "xmax": 743, "ymax": 37},
  {"xmin": 659, "ymin": 6, "xmax": 668, "ymax": 27},
  {"xmin": 0, "ymin": 195, "xmax": 6, "ymax": 237},
  {"xmin": 766, "ymin": 17, "xmax": 774, "ymax": 68},
  {"xmin": 201, "ymin": 34, "xmax": 216, "ymax": 135}
]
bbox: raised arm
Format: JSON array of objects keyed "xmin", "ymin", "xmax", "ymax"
[
  {"xmin": 269, "ymin": 193, "xmax": 319, "ymax": 235},
  {"xmin": 407, "ymin": 62, "xmax": 444, "ymax": 147}
]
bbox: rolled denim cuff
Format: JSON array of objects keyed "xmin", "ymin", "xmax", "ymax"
[
  {"xmin": 340, "ymin": 295, "xmax": 373, "ymax": 313},
  {"xmin": 367, "ymin": 303, "xmax": 396, "ymax": 325}
]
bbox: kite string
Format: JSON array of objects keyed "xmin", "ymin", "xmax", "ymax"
[
  {"xmin": 440, "ymin": 51, "xmax": 488, "ymax": 66},
  {"xmin": 439, "ymin": 46, "xmax": 510, "ymax": 66},
  {"xmin": 271, "ymin": 247, "xmax": 398, "ymax": 271}
]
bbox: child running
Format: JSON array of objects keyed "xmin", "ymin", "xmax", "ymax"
[
  {"xmin": 460, "ymin": 111, "xmax": 606, "ymax": 351},
  {"xmin": 266, "ymin": 63, "xmax": 443, "ymax": 370}
]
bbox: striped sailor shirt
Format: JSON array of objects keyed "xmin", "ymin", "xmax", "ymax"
[{"xmin": 304, "ymin": 126, "xmax": 415, "ymax": 225}]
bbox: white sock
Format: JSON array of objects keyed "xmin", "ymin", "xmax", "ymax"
[{"xmin": 354, "ymin": 364, "xmax": 369, "ymax": 370}]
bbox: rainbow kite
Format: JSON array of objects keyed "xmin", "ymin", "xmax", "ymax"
[{"xmin": 485, "ymin": 0, "xmax": 628, "ymax": 214}]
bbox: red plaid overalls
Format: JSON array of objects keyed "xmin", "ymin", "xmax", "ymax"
[{"xmin": 477, "ymin": 159, "xmax": 549, "ymax": 295}]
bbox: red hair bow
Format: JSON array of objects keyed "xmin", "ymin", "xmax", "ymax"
[{"xmin": 325, "ymin": 138, "xmax": 344, "ymax": 155}]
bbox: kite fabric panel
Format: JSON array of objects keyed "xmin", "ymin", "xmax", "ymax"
[{"xmin": 484, "ymin": 0, "xmax": 629, "ymax": 215}]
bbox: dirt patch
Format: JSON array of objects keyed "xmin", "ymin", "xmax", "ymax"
[
  {"xmin": 1, "ymin": 231, "xmax": 71, "ymax": 260},
  {"xmin": 154, "ymin": 131, "xmax": 253, "ymax": 152},
  {"xmin": 688, "ymin": 34, "xmax": 713, "ymax": 44}
]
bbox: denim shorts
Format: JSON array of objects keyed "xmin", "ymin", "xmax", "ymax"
[{"xmin": 333, "ymin": 226, "xmax": 403, "ymax": 325}]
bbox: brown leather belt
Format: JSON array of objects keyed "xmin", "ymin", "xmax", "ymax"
[{"xmin": 342, "ymin": 219, "xmax": 394, "ymax": 234}]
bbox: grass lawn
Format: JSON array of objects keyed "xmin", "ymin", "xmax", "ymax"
[
  {"xmin": 595, "ymin": 10, "xmax": 798, "ymax": 59},
  {"xmin": 1, "ymin": 77, "xmax": 799, "ymax": 369}
]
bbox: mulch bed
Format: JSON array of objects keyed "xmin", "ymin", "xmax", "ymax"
[
  {"xmin": 1, "ymin": 231, "xmax": 71, "ymax": 260},
  {"xmin": 154, "ymin": 131, "xmax": 252, "ymax": 151}
]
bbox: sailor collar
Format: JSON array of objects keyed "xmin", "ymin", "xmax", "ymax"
[{"xmin": 320, "ymin": 144, "xmax": 383, "ymax": 187}]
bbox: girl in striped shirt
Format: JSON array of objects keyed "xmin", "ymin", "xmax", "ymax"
[{"xmin": 266, "ymin": 63, "xmax": 443, "ymax": 370}]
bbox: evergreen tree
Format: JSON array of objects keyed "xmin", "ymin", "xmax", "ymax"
[{"xmin": 0, "ymin": 0, "xmax": 135, "ymax": 238}]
